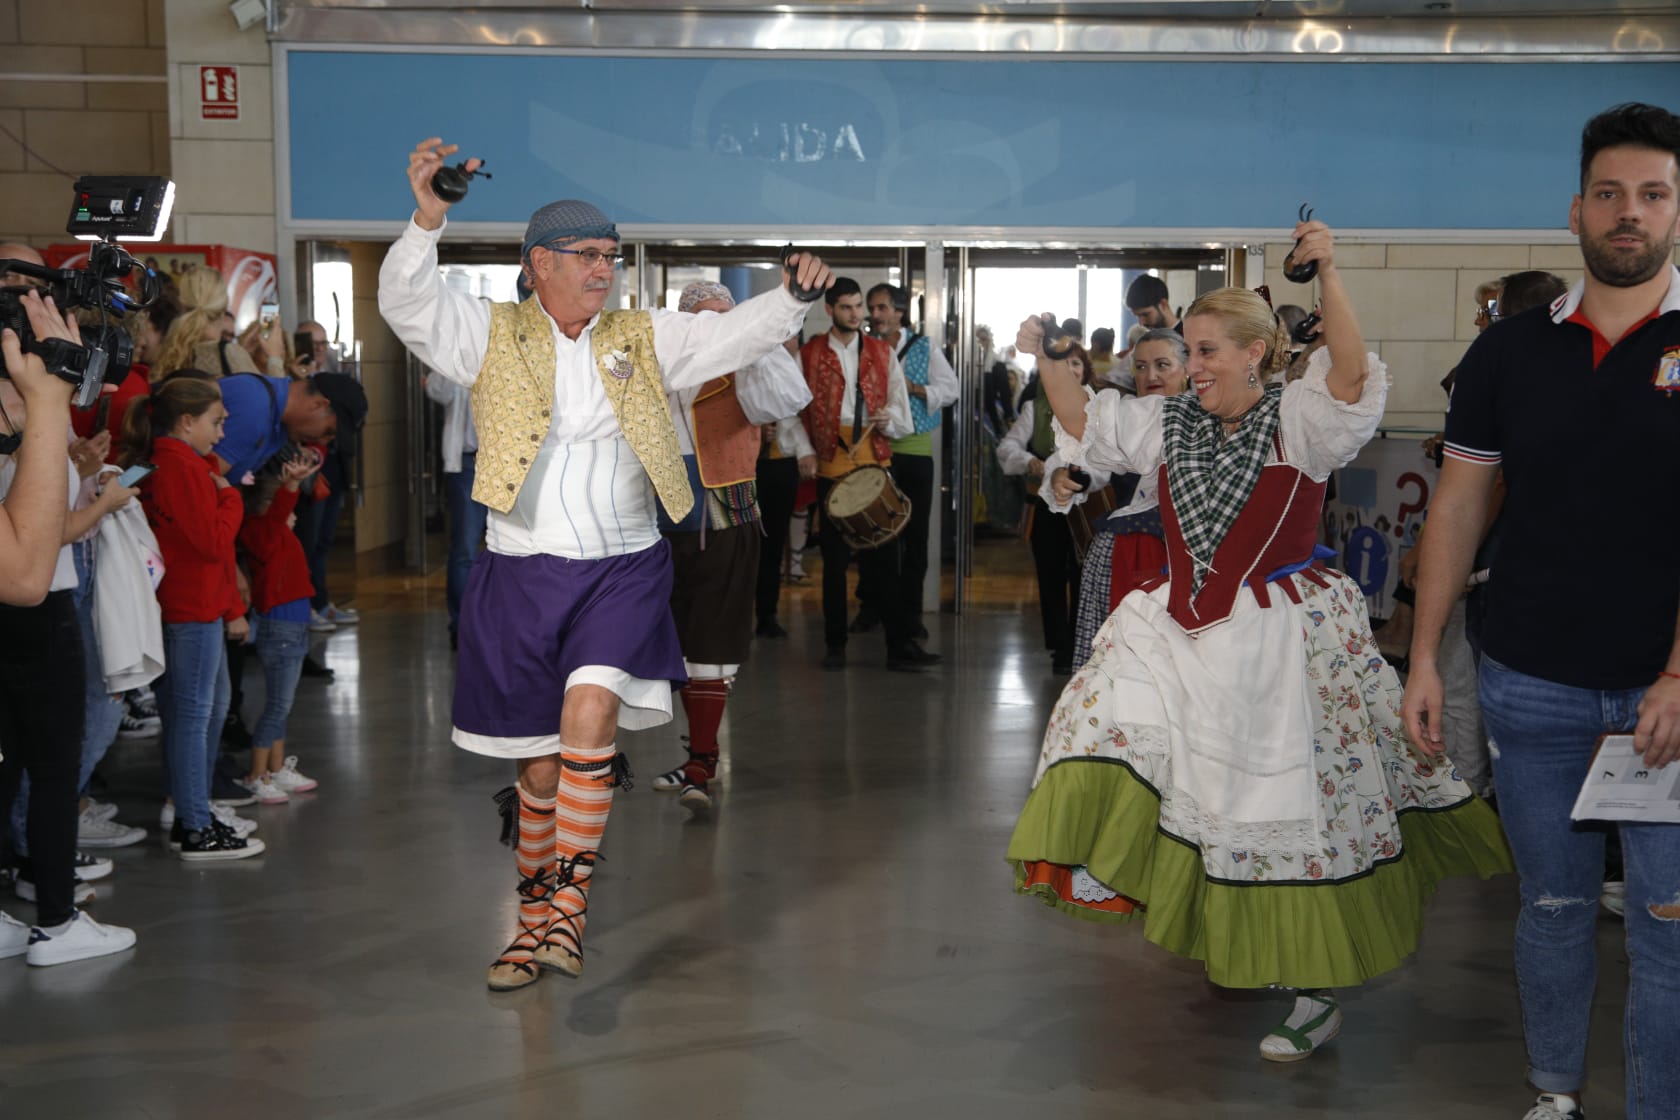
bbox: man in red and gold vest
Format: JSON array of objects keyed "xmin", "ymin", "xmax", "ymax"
[{"xmin": 795, "ymin": 278, "xmax": 940, "ymax": 672}]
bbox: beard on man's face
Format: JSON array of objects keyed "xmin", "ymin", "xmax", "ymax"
[{"xmin": 1580, "ymin": 223, "xmax": 1673, "ymax": 288}]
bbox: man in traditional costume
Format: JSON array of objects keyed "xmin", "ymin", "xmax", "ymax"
[
  {"xmin": 379, "ymin": 138, "xmax": 831, "ymax": 989},
  {"xmin": 648, "ymin": 282, "xmax": 811, "ymax": 811},
  {"xmin": 795, "ymin": 278, "xmax": 938, "ymax": 671}
]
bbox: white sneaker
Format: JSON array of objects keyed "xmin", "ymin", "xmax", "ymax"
[
  {"xmin": 73, "ymin": 852, "xmax": 114, "ymax": 882},
  {"xmin": 0, "ymin": 910, "xmax": 30, "ymax": 959},
  {"xmin": 1600, "ymin": 880, "xmax": 1625, "ymax": 918},
  {"xmin": 308, "ymin": 609, "xmax": 337, "ymax": 633},
  {"xmin": 1522, "ymin": 1092, "xmax": 1584, "ymax": 1119},
  {"xmin": 14, "ymin": 876, "xmax": 95, "ymax": 905},
  {"xmin": 242, "ymin": 774, "xmax": 290, "ymax": 805},
  {"xmin": 82, "ymin": 798, "xmax": 120, "ymax": 823},
  {"xmin": 323, "ymin": 602, "xmax": 359, "ymax": 625},
  {"xmin": 26, "ymin": 909, "xmax": 136, "ymax": 967},
  {"xmin": 78, "ymin": 809, "xmax": 146, "ymax": 849},
  {"xmin": 211, "ymin": 803, "xmax": 258, "ymax": 837},
  {"xmin": 269, "ymin": 756, "xmax": 318, "ymax": 794}
]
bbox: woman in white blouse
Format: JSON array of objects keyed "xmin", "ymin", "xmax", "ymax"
[{"xmin": 1006, "ymin": 220, "xmax": 1510, "ymax": 1064}]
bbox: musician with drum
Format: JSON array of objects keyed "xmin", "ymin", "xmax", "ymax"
[{"xmin": 796, "ymin": 277, "xmax": 941, "ymax": 672}]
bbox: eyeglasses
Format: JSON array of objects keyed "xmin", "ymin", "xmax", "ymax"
[{"xmin": 544, "ymin": 247, "xmax": 625, "ymax": 270}]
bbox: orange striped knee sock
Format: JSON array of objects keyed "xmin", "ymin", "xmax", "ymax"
[
  {"xmin": 545, "ymin": 742, "xmax": 628, "ymax": 963},
  {"xmin": 494, "ymin": 784, "xmax": 557, "ymax": 974}
]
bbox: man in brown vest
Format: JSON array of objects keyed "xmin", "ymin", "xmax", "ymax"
[
  {"xmin": 649, "ymin": 282, "xmax": 810, "ymax": 812},
  {"xmin": 795, "ymin": 278, "xmax": 940, "ymax": 672},
  {"xmin": 379, "ymin": 137, "xmax": 832, "ymax": 990}
]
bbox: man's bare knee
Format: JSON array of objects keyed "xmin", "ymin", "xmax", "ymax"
[
  {"xmin": 560, "ymin": 684, "xmax": 620, "ymax": 750},
  {"xmin": 518, "ymin": 755, "xmax": 561, "ymax": 798}
]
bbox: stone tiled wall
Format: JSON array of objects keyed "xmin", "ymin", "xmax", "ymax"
[
  {"xmin": 0, "ymin": 0, "xmax": 170, "ymax": 245},
  {"xmin": 164, "ymin": 0, "xmax": 275, "ymax": 253},
  {"xmin": 1260, "ymin": 239, "xmax": 1594, "ymax": 429}
]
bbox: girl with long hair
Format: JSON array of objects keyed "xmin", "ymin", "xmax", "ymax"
[{"xmin": 123, "ymin": 374, "xmax": 265, "ymax": 861}]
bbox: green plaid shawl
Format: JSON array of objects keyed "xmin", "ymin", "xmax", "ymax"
[{"xmin": 1162, "ymin": 385, "xmax": 1284, "ymax": 594}]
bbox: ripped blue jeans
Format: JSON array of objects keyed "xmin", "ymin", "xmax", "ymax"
[{"xmin": 1479, "ymin": 655, "xmax": 1680, "ymax": 1117}]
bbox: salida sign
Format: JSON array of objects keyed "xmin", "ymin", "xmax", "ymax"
[{"xmin": 201, "ymin": 66, "xmax": 239, "ymax": 121}]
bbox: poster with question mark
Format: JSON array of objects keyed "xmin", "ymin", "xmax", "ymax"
[{"xmin": 1321, "ymin": 436, "xmax": 1438, "ymax": 619}]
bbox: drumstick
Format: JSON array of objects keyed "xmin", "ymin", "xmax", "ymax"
[{"xmin": 847, "ymin": 422, "xmax": 878, "ymax": 465}]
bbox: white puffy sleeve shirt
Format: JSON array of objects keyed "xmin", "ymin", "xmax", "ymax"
[
  {"xmin": 1054, "ymin": 349, "xmax": 1386, "ymax": 485},
  {"xmin": 669, "ymin": 338, "xmax": 813, "ymax": 455},
  {"xmin": 897, "ymin": 333, "xmax": 960, "ymax": 413},
  {"xmin": 378, "ymin": 216, "xmax": 816, "ymax": 559}
]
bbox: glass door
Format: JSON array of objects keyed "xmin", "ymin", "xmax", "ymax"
[{"xmin": 944, "ymin": 246, "xmax": 1231, "ymax": 614}]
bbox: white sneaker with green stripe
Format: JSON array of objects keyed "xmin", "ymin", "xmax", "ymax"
[{"xmin": 1258, "ymin": 991, "xmax": 1342, "ymax": 1062}]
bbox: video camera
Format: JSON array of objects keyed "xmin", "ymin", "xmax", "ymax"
[{"xmin": 0, "ymin": 176, "xmax": 174, "ymax": 408}]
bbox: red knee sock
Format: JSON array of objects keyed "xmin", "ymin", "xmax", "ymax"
[{"xmin": 679, "ymin": 678, "xmax": 730, "ymax": 781}]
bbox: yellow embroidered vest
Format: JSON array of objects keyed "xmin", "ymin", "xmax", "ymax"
[{"xmin": 473, "ymin": 299, "xmax": 693, "ymax": 522}]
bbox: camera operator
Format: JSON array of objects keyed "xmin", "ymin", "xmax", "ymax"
[{"xmin": 0, "ymin": 278, "xmax": 80, "ymax": 606}]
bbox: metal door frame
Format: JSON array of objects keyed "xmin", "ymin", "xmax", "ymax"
[{"xmin": 942, "ymin": 241, "xmax": 1238, "ymax": 613}]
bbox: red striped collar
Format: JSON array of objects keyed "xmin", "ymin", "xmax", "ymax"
[
  {"xmin": 1550, "ymin": 264, "xmax": 1678, "ymax": 370},
  {"xmin": 1549, "ymin": 263, "xmax": 1680, "ymax": 324}
]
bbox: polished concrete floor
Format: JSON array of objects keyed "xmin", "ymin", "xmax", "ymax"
[{"xmin": 0, "ymin": 580, "xmax": 1637, "ymax": 1119}]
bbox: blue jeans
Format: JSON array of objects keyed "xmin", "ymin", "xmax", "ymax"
[
  {"xmin": 157, "ymin": 621, "xmax": 231, "ymax": 832},
  {"xmin": 296, "ymin": 489, "xmax": 345, "ymax": 612},
  {"xmin": 7, "ymin": 542, "xmax": 126, "ymax": 848},
  {"xmin": 1479, "ymin": 656, "xmax": 1680, "ymax": 1116},
  {"xmin": 74, "ymin": 541, "xmax": 124, "ymax": 791},
  {"xmin": 251, "ymin": 617, "xmax": 309, "ymax": 749},
  {"xmin": 444, "ymin": 454, "xmax": 488, "ymax": 636}
]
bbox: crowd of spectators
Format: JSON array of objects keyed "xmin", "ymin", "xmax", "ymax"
[{"xmin": 0, "ymin": 247, "xmax": 365, "ymax": 966}]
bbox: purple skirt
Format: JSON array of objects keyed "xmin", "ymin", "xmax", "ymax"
[{"xmin": 453, "ymin": 543, "xmax": 687, "ymax": 740}]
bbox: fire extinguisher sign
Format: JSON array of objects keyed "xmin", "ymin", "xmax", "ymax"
[{"xmin": 200, "ymin": 66, "xmax": 239, "ymax": 121}]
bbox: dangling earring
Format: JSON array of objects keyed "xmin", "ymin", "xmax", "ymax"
[{"xmin": 1247, "ymin": 363, "xmax": 1258, "ymax": 389}]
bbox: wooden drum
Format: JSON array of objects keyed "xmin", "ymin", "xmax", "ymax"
[{"xmin": 825, "ymin": 465, "xmax": 912, "ymax": 551}]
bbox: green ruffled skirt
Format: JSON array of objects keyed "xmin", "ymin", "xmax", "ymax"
[{"xmin": 1007, "ymin": 568, "xmax": 1512, "ymax": 991}]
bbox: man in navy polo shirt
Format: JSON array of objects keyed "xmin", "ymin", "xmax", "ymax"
[
  {"xmin": 1404, "ymin": 102, "xmax": 1680, "ymax": 1120},
  {"xmin": 209, "ymin": 373, "xmax": 339, "ymax": 481}
]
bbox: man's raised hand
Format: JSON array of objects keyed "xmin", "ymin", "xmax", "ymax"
[
  {"xmin": 407, "ymin": 138, "xmax": 481, "ymax": 231},
  {"xmin": 781, "ymin": 252, "xmax": 834, "ymax": 301}
]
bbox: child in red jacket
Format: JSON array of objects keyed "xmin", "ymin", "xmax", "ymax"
[
  {"xmin": 237, "ymin": 452, "xmax": 322, "ymax": 803},
  {"xmin": 123, "ymin": 373, "xmax": 264, "ymax": 862}
]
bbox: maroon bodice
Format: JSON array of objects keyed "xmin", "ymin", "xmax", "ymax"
[{"xmin": 1154, "ymin": 432, "xmax": 1328, "ymax": 634}]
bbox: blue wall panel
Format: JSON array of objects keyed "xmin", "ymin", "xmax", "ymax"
[{"xmin": 287, "ymin": 52, "xmax": 1680, "ymax": 230}]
